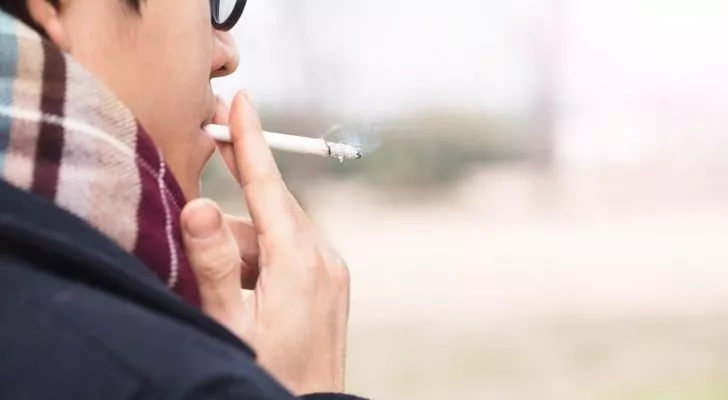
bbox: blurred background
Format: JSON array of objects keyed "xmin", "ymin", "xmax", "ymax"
[{"xmin": 207, "ymin": 0, "xmax": 728, "ymax": 398}]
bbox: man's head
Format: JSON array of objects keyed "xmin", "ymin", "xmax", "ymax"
[{"xmin": 0, "ymin": 0, "xmax": 240, "ymax": 198}]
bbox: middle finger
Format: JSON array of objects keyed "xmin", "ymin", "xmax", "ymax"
[{"xmin": 225, "ymin": 215, "xmax": 260, "ymax": 289}]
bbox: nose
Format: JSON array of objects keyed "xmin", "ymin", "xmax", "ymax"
[{"xmin": 210, "ymin": 31, "xmax": 239, "ymax": 79}]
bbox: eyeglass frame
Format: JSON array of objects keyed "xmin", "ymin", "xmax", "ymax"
[{"xmin": 210, "ymin": 0, "xmax": 247, "ymax": 31}]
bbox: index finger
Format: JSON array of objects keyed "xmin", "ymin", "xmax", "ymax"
[
  {"xmin": 228, "ymin": 91, "xmax": 300, "ymax": 237},
  {"xmin": 212, "ymin": 98, "xmax": 243, "ymax": 184}
]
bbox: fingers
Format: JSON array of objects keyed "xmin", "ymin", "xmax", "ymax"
[
  {"xmin": 212, "ymin": 97, "xmax": 241, "ymax": 184},
  {"xmin": 228, "ymin": 92, "xmax": 303, "ymax": 240},
  {"xmin": 229, "ymin": 92, "xmax": 280, "ymax": 186},
  {"xmin": 225, "ymin": 215, "xmax": 260, "ymax": 289},
  {"xmin": 181, "ymin": 199, "xmax": 248, "ymax": 321},
  {"xmin": 212, "ymin": 96, "xmax": 230, "ymax": 126}
]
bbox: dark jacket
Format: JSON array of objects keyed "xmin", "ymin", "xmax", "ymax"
[{"xmin": 0, "ymin": 180, "xmax": 365, "ymax": 400}]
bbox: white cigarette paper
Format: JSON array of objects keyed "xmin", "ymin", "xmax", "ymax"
[{"xmin": 205, "ymin": 124, "xmax": 362, "ymax": 160}]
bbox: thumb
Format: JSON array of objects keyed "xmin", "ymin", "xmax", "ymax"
[{"xmin": 181, "ymin": 199, "xmax": 245, "ymax": 327}]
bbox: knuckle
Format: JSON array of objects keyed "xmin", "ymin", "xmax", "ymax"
[
  {"xmin": 243, "ymin": 173, "xmax": 285, "ymax": 197},
  {"xmin": 191, "ymin": 244, "xmax": 241, "ymax": 283},
  {"xmin": 281, "ymin": 243, "xmax": 324, "ymax": 272},
  {"xmin": 299, "ymin": 246, "xmax": 325, "ymax": 271},
  {"xmin": 329, "ymin": 258, "xmax": 351, "ymax": 290},
  {"xmin": 197, "ymin": 255, "xmax": 240, "ymax": 282},
  {"xmin": 248, "ymin": 181, "xmax": 309, "ymax": 235}
]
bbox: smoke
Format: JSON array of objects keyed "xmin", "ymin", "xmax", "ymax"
[{"xmin": 323, "ymin": 123, "xmax": 382, "ymax": 156}]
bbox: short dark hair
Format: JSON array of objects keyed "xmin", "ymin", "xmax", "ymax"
[{"xmin": 0, "ymin": 1, "xmax": 141, "ymax": 36}]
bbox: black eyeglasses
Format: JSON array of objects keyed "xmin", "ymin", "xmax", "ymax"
[{"xmin": 210, "ymin": 0, "xmax": 247, "ymax": 31}]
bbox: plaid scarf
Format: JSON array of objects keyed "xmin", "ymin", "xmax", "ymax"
[{"xmin": 0, "ymin": 11, "xmax": 201, "ymax": 306}]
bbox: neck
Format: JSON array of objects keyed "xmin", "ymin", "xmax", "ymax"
[{"xmin": 0, "ymin": 10, "xmax": 201, "ymax": 306}]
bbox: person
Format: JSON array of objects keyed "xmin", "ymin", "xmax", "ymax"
[{"xmin": 0, "ymin": 0, "xmax": 364, "ymax": 399}]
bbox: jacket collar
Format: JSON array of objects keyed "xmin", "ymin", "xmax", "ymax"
[{"xmin": 0, "ymin": 180, "xmax": 254, "ymax": 357}]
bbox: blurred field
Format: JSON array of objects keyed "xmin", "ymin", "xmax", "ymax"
[
  {"xmin": 348, "ymin": 315, "xmax": 728, "ymax": 400},
  {"xmin": 208, "ymin": 1, "xmax": 728, "ymax": 397},
  {"xmin": 209, "ymin": 162, "xmax": 728, "ymax": 400}
]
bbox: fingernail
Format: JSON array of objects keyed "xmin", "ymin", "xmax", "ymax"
[{"xmin": 184, "ymin": 199, "xmax": 222, "ymax": 240}]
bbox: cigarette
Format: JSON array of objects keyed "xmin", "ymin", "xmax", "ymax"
[{"xmin": 205, "ymin": 124, "xmax": 362, "ymax": 160}]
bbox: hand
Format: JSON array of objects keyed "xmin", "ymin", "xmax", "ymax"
[{"xmin": 180, "ymin": 92, "xmax": 350, "ymax": 395}]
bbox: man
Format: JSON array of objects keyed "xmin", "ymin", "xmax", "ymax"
[{"xmin": 0, "ymin": 0, "xmax": 363, "ymax": 399}]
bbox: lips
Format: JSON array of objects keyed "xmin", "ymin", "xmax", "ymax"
[
  {"xmin": 199, "ymin": 102, "xmax": 217, "ymax": 145},
  {"xmin": 201, "ymin": 102, "xmax": 216, "ymax": 128}
]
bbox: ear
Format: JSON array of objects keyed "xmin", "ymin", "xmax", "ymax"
[{"xmin": 26, "ymin": 0, "xmax": 71, "ymax": 51}]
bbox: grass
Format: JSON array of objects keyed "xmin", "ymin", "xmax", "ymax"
[
  {"xmin": 620, "ymin": 381, "xmax": 728, "ymax": 400},
  {"xmin": 346, "ymin": 314, "xmax": 728, "ymax": 400}
]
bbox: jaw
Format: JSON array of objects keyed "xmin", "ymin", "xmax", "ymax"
[{"xmin": 166, "ymin": 132, "xmax": 218, "ymax": 200}]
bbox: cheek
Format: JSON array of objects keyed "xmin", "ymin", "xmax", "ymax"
[
  {"xmin": 139, "ymin": 17, "xmax": 214, "ymax": 121},
  {"xmin": 140, "ymin": 2, "xmax": 214, "ymax": 87}
]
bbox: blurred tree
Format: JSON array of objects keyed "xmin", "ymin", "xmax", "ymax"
[
  {"xmin": 265, "ymin": 111, "xmax": 529, "ymax": 199},
  {"xmin": 527, "ymin": 0, "xmax": 570, "ymax": 170}
]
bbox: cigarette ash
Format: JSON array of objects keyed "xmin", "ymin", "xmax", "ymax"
[{"xmin": 323, "ymin": 123, "xmax": 382, "ymax": 160}]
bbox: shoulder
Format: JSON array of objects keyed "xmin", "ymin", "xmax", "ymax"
[
  {"xmin": 0, "ymin": 185, "xmax": 367, "ymax": 400},
  {"xmin": 0, "ymin": 251, "xmax": 291, "ymax": 399}
]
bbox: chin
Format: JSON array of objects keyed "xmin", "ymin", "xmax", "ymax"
[
  {"xmin": 168, "ymin": 133, "xmax": 216, "ymax": 200},
  {"xmin": 184, "ymin": 132, "xmax": 218, "ymax": 199}
]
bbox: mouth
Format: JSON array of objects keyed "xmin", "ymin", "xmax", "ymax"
[
  {"xmin": 201, "ymin": 99, "xmax": 217, "ymax": 129},
  {"xmin": 197, "ymin": 97, "xmax": 218, "ymax": 151}
]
